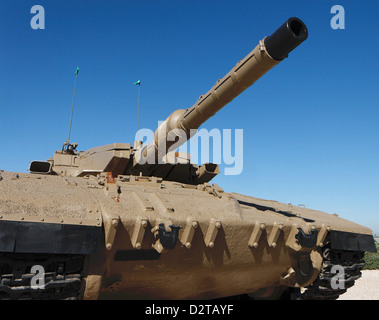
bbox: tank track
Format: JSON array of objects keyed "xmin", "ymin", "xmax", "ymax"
[
  {"xmin": 0, "ymin": 247, "xmax": 366, "ymax": 300},
  {"xmin": 300, "ymin": 246, "xmax": 365, "ymax": 300},
  {"xmin": 0, "ymin": 253, "xmax": 86, "ymax": 300}
]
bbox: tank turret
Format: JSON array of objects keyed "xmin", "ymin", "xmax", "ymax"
[{"xmin": 30, "ymin": 18, "xmax": 308, "ymax": 185}]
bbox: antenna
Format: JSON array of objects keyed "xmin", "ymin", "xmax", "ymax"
[
  {"xmin": 62, "ymin": 67, "xmax": 79, "ymax": 154},
  {"xmin": 134, "ymin": 80, "xmax": 141, "ymax": 142},
  {"xmin": 67, "ymin": 67, "xmax": 79, "ymax": 144}
]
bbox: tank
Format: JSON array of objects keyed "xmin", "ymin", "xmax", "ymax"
[{"xmin": 0, "ymin": 17, "xmax": 376, "ymax": 300}]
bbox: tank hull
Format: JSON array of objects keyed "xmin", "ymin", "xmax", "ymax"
[{"xmin": 0, "ymin": 171, "xmax": 375, "ymax": 299}]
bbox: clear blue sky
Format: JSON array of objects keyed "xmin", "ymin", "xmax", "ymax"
[{"xmin": 1, "ymin": 0, "xmax": 378, "ymax": 234}]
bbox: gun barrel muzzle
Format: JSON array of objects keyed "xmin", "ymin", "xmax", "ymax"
[{"xmin": 264, "ymin": 17, "xmax": 308, "ymax": 61}]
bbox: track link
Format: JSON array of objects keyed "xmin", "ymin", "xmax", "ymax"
[
  {"xmin": 301, "ymin": 246, "xmax": 365, "ymax": 300},
  {"xmin": 0, "ymin": 253, "xmax": 85, "ymax": 300}
]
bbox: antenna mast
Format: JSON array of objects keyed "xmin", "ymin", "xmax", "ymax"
[
  {"xmin": 67, "ymin": 67, "xmax": 79, "ymax": 144},
  {"xmin": 134, "ymin": 80, "xmax": 141, "ymax": 143},
  {"xmin": 62, "ymin": 67, "xmax": 79, "ymax": 154}
]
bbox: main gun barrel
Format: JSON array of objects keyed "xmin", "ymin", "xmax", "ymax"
[{"xmin": 135, "ymin": 17, "xmax": 308, "ymax": 165}]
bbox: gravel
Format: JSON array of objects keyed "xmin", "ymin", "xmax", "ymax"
[{"xmin": 337, "ymin": 270, "xmax": 379, "ymax": 300}]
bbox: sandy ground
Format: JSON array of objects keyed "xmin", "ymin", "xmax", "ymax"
[{"xmin": 337, "ymin": 270, "xmax": 379, "ymax": 300}]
